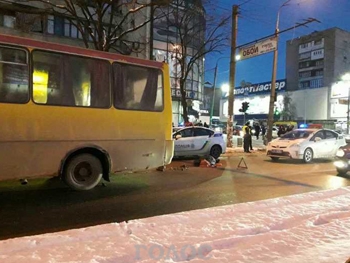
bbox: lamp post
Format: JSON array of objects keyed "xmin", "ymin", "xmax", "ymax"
[
  {"xmin": 209, "ymin": 57, "xmax": 230, "ymax": 126},
  {"xmin": 266, "ymin": 0, "xmax": 292, "ymax": 142},
  {"xmin": 341, "ymin": 73, "xmax": 350, "ymax": 134}
]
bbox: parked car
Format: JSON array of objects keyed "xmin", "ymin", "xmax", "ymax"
[
  {"xmin": 173, "ymin": 127, "xmax": 226, "ymax": 160},
  {"xmin": 266, "ymin": 129, "xmax": 346, "ymax": 163},
  {"xmin": 334, "ymin": 144, "xmax": 350, "ymax": 176}
]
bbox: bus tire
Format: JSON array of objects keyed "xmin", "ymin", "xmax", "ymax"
[{"xmin": 63, "ymin": 153, "xmax": 103, "ymax": 191}]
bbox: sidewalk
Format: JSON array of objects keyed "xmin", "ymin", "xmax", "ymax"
[{"xmin": 225, "ymin": 135, "xmax": 267, "ymax": 153}]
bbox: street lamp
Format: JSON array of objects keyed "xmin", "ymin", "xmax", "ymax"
[
  {"xmin": 341, "ymin": 73, "xmax": 350, "ymax": 134},
  {"xmin": 209, "ymin": 57, "xmax": 230, "ymax": 126},
  {"xmin": 266, "ymin": 0, "xmax": 292, "ymax": 142}
]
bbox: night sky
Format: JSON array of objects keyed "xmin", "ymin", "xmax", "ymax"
[{"xmin": 204, "ymin": 0, "xmax": 350, "ymax": 89}]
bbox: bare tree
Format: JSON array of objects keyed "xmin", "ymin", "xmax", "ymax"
[
  {"xmin": 155, "ymin": 0, "xmax": 230, "ymax": 122},
  {"xmin": 11, "ymin": 0, "xmax": 169, "ymax": 53},
  {"xmin": 279, "ymin": 92, "xmax": 296, "ymax": 121}
]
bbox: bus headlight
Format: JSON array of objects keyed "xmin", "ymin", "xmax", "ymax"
[{"xmin": 336, "ymin": 149, "xmax": 345, "ymax": 157}]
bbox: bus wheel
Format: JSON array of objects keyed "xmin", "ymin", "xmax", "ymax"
[{"xmin": 63, "ymin": 153, "xmax": 103, "ymax": 191}]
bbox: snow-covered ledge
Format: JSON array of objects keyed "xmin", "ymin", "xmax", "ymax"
[{"xmin": 1, "ymin": 187, "xmax": 350, "ymax": 263}]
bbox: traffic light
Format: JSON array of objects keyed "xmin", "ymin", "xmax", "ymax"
[
  {"xmin": 274, "ymin": 107, "xmax": 280, "ymax": 118},
  {"xmin": 239, "ymin": 102, "xmax": 249, "ymax": 113},
  {"xmin": 242, "ymin": 102, "xmax": 249, "ymax": 112}
]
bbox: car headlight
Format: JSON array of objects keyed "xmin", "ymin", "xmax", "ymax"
[
  {"xmin": 290, "ymin": 143, "xmax": 300, "ymax": 148},
  {"xmin": 334, "ymin": 161, "xmax": 346, "ymax": 168},
  {"xmin": 336, "ymin": 149, "xmax": 345, "ymax": 157}
]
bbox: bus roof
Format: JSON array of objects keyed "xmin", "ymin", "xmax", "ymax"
[{"xmin": 0, "ymin": 33, "xmax": 164, "ymax": 68}]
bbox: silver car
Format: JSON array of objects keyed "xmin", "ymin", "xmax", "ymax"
[
  {"xmin": 266, "ymin": 129, "xmax": 346, "ymax": 163},
  {"xmin": 173, "ymin": 127, "xmax": 226, "ymax": 160}
]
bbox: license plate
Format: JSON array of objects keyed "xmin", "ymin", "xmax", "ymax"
[{"xmin": 271, "ymin": 149, "xmax": 282, "ymax": 154}]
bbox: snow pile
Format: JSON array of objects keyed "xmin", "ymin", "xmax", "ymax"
[{"xmin": 1, "ymin": 187, "xmax": 350, "ymax": 262}]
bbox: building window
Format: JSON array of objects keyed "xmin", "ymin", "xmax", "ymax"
[
  {"xmin": 299, "ymin": 71, "xmax": 311, "ymax": 78},
  {"xmin": 314, "ymin": 70, "xmax": 323, "ymax": 76},
  {"xmin": 299, "ymin": 61, "xmax": 311, "ymax": 69},
  {"xmin": 299, "ymin": 81, "xmax": 310, "ymax": 89},
  {"xmin": 300, "ymin": 42, "xmax": 310, "ymax": 49},
  {"xmin": 299, "ymin": 52, "xmax": 311, "ymax": 60},
  {"xmin": 314, "ymin": 39, "xmax": 323, "ymax": 45},
  {"xmin": 3, "ymin": 15, "xmax": 15, "ymax": 28},
  {"xmin": 47, "ymin": 15, "xmax": 54, "ymax": 34},
  {"xmin": 64, "ymin": 19, "xmax": 83, "ymax": 39},
  {"xmin": 310, "ymin": 78, "xmax": 323, "ymax": 88},
  {"xmin": 315, "ymin": 59, "xmax": 324, "ymax": 67}
]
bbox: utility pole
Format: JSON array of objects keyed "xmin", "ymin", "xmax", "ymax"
[
  {"xmin": 209, "ymin": 65, "xmax": 218, "ymax": 126},
  {"xmin": 266, "ymin": 17, "xmax": 319, "ymax": 143},
  {"xmin": 226, "ymin": 5, "xmax": 239, "ymax": 148}
]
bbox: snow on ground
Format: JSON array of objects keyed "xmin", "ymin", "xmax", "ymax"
[{"xmin": 1, "ymin": 188, "xmax": 350, "ymax": 263}]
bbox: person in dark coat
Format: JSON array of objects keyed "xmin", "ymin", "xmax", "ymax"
[
  {"xmin": 277, "ymin": 125, "xmax": 286, "ymax": 137},
  {"xmin": 254, "ymin": 124, "xmax": 261, "ymax": 140},
  {"xmin": 203, "ymin": 122, "xmax": 209, "ymax": 128},
  {"xmin": 243, "ymin": 127, "xmax": 251, "ymax": 153},
  {"xmin": 261, "ymin": 125, "xmax": 266, "ymax": 138},
  {"xmin": 248, "ymin": 125, "xmax": 253, "ymax": 150}
]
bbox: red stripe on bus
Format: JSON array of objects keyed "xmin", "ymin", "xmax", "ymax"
[{"xmin": 0, "ymin": 34, "xmax": 164, "ymax": 68}]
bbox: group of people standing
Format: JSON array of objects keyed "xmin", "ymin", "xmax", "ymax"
[
  {"xmin": 242, "ymin": 122, "xmax": 266, "ymax": 153},
  {"xmin": 277, "ymin": 125, "xmax": 294, "ymax": 137}
]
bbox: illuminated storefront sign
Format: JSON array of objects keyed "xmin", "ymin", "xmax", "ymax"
[{"xmin": 223, "ymin": 79, "xmax": 286, "ymax": 98}]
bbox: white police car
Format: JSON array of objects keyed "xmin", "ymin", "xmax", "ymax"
[
  {"xmin": 267, "ymin": 129, "xmax": 346, "ymax": 163},
  {"xmin": 173, "ymin": 127, "xmax": 226, "ymax": 159}
]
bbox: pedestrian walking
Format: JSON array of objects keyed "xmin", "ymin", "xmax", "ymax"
[{"xmin": 203, "ymin": 122, "xmax": 209, "ymax": 128}]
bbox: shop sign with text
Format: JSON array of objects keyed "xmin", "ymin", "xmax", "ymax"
[{"xmin": 238, "ymin": 37, "xmax": 277, "ymax": 60}]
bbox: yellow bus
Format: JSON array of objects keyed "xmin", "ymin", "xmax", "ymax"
[{"xmin": 0, "ymin": 34, "xmax": 173, "ymax": 190}]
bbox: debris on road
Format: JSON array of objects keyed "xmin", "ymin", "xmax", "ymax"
[{"xmin": 169, "ymin": 165, "xmax": 189, "ymax": 171}]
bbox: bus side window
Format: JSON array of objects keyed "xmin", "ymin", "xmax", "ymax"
[
  {"xmin": 113, "ymin": 63, "xmax": 164, "ymax": 111},
  {"xmin": 32, "ymin": 50, "xmax": 110, "ymax": 108},
  {"xmin": 0, "ymin": 46, "xmax": 29, "ymax": 104}
]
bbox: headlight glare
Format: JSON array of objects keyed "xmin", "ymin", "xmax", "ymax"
[{"xmin": 336, "ymin": 149, "xmax": 345, "ymax": 157}]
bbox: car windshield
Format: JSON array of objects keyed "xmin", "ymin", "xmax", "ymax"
[{"xmin": 280, "ymin": 130, "xmax": 311, "ymax": 140}]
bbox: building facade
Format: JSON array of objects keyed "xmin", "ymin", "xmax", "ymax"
[
  {"xmin": 0, "ymin": 0, "xmax": 151, "ymax": 57},
  {"xmin": 286, "ymin": 27, "xmax": 350, "ymax": 130},
  {"xmin": 152, "ymin": 0, "xmax": 205, "ymax": 126}
]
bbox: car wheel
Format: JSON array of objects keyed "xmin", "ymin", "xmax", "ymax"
[
  {"xmin": 337, "ymin": 168, "xmax": 347, "ymax": 176},
  {"xmin": 271, "ymin": 157, "xmax": 279, "ymax": 162},
  {"xmin": 63, "ymin": 153, "xmax": 103, "ymax": 191},
  {"xmin": 210, "ymin": 145, "xmax": 222, "ymax": 159},
  {"xmin": 303, "ymin": 148, "xmax": 313, "ymax": 163}
]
